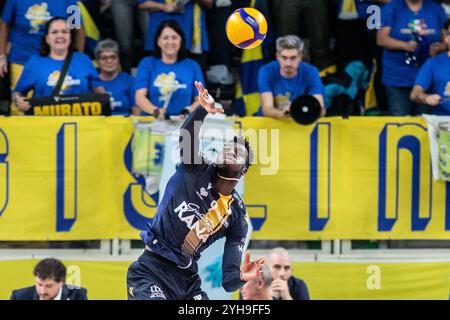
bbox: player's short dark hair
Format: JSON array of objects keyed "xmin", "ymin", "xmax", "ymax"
[
  {"xmin": 445, "ymin": 18, "xmax": 450, "ymax": 31},
  {"xmin": 33, "ymin": 258, "xmax": 66, "ymax": 282},
  {"xmin": 233, "ymin": 136, "xmax": 253, "ymax": 170}
]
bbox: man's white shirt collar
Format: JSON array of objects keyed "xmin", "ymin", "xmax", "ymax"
[{"xmin": 53, "ymin": 286, "xmax": 63, "ymax": 300}]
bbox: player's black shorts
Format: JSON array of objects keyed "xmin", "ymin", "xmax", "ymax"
[{"xmin": 126, "ymin": 250, "xmax": 209, "ymax": 300}]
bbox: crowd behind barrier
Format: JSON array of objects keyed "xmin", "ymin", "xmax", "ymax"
[{"xmin": 1, "ymin": 0, "xmax": 450, "ymax": 118}]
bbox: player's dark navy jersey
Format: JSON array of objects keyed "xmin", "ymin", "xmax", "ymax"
[{"xmin": 140, "ymin": 106, "xmax": 249, "ymax": 292}]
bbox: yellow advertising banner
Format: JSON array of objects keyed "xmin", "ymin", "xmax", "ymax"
[
  {"xmin": 0, "ymin": 116, "xmax": 448, "ymax": 240},
  {"xmin": 0, "ymin": 259, "xmax": 448, "ymax": 300}
]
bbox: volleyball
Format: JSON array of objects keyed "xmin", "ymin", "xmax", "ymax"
[{"xmin": 225, "ymin": 8, "xmax": 268, "ymax": 49}]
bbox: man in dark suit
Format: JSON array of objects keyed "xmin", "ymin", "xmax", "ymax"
[{"xmin": 10, "ymin": 258, "xmax": 88, "ymax": 300}]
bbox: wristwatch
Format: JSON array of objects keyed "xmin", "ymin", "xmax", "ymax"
[
  {"xmin": 152, "ymin": 108, "xmax": 160, "ymax": 118},
  {"xmin": 180, "ymin": 108, "xmax": 191, "ymax": 117}
]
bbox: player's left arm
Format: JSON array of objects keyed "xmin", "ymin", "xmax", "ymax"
[
  {"xmin": 222, "ymin": 216, "xmax": 248, "ymax": 292},
  {"xmin": 222, "ymin": 213, "xmax": 265, "ymax": 292}
]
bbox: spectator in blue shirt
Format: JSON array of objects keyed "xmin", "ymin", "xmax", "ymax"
[
  {"xmin": 411, "ymin": 18, "xmax": 450, "ymax": 114},
  {"xmin": 0, "ymin": 0, "xmax": 85, "ymax": 114},
  {"xmin": 92, "ymin": 39, "xmax": 137, "ymax": 116},
  {"xmin": 258, "ymin": 35, "xmax": 325, "ymax": 119},
  {"xmin": 135, "ymin": 19, "xmax": 204, "ymax": 119},
  {"xmin": 137, "ymin": 0, "xmax": 211, "ymax": 70},
  {"xmin": 12, "ymin": 17, "xmax": 101, "ymax": 113},
  {"xmin": 377, "ymin": 0, "xmax": 447, "ymax": 115}
]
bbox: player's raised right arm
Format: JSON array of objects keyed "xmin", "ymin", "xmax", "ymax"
[{"xmin": 179, "ymin": 81, "xmax": 223, "ymax": 168}]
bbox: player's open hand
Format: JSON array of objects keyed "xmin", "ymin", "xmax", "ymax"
[
  {"xmin": 240, "ymin": 252, "xmax": 265, "ymax": 282},
  {"xmin": 195, "ymin": 81, "xmax": 224, "ymax": 115}
]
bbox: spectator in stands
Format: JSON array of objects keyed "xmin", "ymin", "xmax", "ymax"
[
  {"xmin": 257, "ymin": 35, "xmax": 325, "ymax": 119},
  {"xmin": 92, "ymin": 39, "xmax": 137, "ymax": 116},
  {"xmin": 137, "ymin": 0, "xmax": 211, "ymax": 71},
  {"xmin": 11, "ymin": 17, "xmax": 102, "ymax": 114},
  {"xmin": 336, "ymin": 0, "xmax": 390, "ymax": 113},
  {"xmin": 205, "ymin": 0, "xmax": 233, "ymax": 67},
  {"xmin": 271, "ymin": 0, "xmax": 332, "ymax": 70},
  {"xmin": 135, "ymin": 20, "xmax": 204, "ymax": 119},
  {"xmin": 240, "ymin": 264, "xmax": 273, "ymax": 300},
  {"xmin": 111, "ymin": 0, "xmax": 148, "ymax": 72},
  {"xmin": 377, "ymin": 0, "xmax": 448, "ymax": 116},
  {"xmin": 0, "ymin": 0, "xmax": 10, "ymax": 115},
  {"xmin": 0, "ymin": 0, "xmax": 85, "ymax": 115},
  {"xmin": 441, "ymin": 0, "xmax": 450, "ymax": 18},
  {"xmin": 411, "ymin": 18, "xmax": 450, "ymax": 115},
  {"xmin": 267, "ymin": 247, "xmax": 310, "ymax": 300},
  {"xmin": 10, "ymin": 258, "xmax": 88, "ymax": 300}
]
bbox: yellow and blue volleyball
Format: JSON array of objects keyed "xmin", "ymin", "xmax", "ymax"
[{"xmin": 225, "ymin": 8, "xmax": 268, "ymax": 50}]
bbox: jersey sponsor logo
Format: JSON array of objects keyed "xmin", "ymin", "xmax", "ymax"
[
  {"xmin": 153, "ymin": 72, "xmax": 187, "ymax": 105},
  {"xmin": 106, "ymin": 91, "xmax": 123, "ymax": 109},
  {"xmin": 200, "ymin": 187, "xmax": 208, "ymax": 197},
  {"xmin": 175, "ymin": 198, "xmax": 234, "ymax": 255},
  {"xmin": 234, "ymin": 193, "xmax": 244, "ymax": 209},
  {"xmin": 47, "ymin": 71, "xmax": 81, "ymax": 92},
  {"xmin": 25, "ymin": 3, "xmax": 52, "ymax": 34},
  {"xmin": 238, "ymin": 236, "xmax": 246, "ymax": 253},
  {"xmin": 149, "ymin": 284, "xmax": 166, "ymax": 299},
  {"xmin": 400, "ymin": 19, "xmax": 437, "ymax": 36},
  {"xmin": 128, "ymin": 286, "xmax": 134, "ymax": 297},
  {"xmin": 445, "ymin": 82, "xmax": 450, "ymax": 98}
]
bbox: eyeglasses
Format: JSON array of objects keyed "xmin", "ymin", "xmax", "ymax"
[{"xmin": 99, "ymin": 55, "xmax": 118, "ymax": 61}]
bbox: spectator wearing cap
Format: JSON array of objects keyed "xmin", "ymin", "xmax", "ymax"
[
  {"xmin": 10, "ymin": 258, "xmax": 88, "ymax": 300},
  {"xmin": 257, "ymin": 35, "xmax": 325, "ymax": 119},
  {"xmin": 92, "ymin": 39, "xmax": 138, "ymax": 116}
]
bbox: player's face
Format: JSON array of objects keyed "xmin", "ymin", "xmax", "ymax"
[
  {"xmin": 277, "ymin": 49, "xmax": 301, "ymax": 77},
  {"xmin": 240, "ymin": 278, "xmax": 262, "ymax": 300},
  {"xmin": 46, "ymin": 20, "xmax": 71, "ymax": 52},
  {"xmin": 158, "ymin": 27, "xmax": 182, "ymax": 57},
  {"xmin": 216, "ymin": 142, "xmax": 248, "ymax": 177},
  {"xmin": 35, "ymin": 277, "xmax": 63, "ymax": 300},
  {"xmin": 269, "ymin": 254, "xmax": 293, "ymax": 281},
  {"xmin": 98, "ymin": 51, "xmax": 120, "ymax": 73}
]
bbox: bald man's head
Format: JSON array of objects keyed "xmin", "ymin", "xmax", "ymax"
[{"xmin": 267, "ymin": 247, "xmax": 293, "ymax": 281}]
